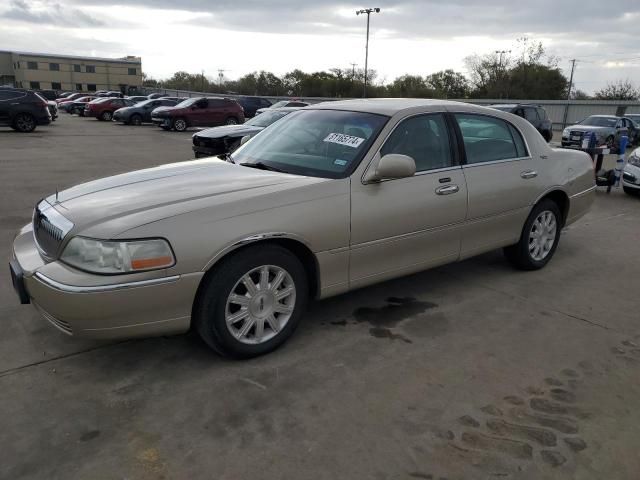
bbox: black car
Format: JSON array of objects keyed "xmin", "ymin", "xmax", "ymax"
[
  {"xmin": 255, "ymin": 100, "xmax": 309, "ymax": 116},
  {"xmin": 0, "ymin": 88, "xmax": 51, "ymax": 132},
  {"xmin": 37, "ymin": 90, "xmax": 58, "ymax": 101},
  {"xmin": 488, "ymin": 103, "xmax": 553, "ymax": 142},
  {"xmin": 112, "ymin": 98, "xmax": 178, "ymax": 125},
  {"xmin": 191, "ymin": 107, "xmax": 300, "ymax": 158},
  {"xmin": 236, "ymin": 96, "xmax": 273, "ymax": 118}
]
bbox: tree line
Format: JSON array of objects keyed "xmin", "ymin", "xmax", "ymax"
[{"xmin": 143, "ymin": 39, "xmax": 639, "ymax": 101}]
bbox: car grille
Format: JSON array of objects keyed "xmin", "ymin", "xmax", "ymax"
[
  {"xmin": 569, "ymin": 131, "xmax": 583, "ymax": 138},
  {"xmin": 33, "ymin": 200, "xmax": 74, "ymax": 259},
  {"xmin": 34, "ymin": 302, "xmax": 73, "ymax": 335}
]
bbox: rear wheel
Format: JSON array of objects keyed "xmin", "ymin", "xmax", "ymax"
[
  {"xmin": 13, "ymin": 113, "xmax": 36, "ymax": 132},
  {"xmin": 172, "ymin": 118, "xmax": 187, "ymax": 131},
  {"xmin": 194, "ymin": 245, "xmax": 308, "ymax": 358},
  {"xmin": 504, "ymin": 199, "xmax": 561, "ymax": 270},
  {"xmin": 225, "ymin": 116, "xmax": 239, "ymax": 125},
  {"xmin": 130, "ymin": 114, "xmax": 142, "ymax": 126},
  {"xmin": 100, "ymin": 111, "xmax": 113, "ymax": 121}
]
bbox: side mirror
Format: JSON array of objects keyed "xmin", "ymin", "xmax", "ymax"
[
  {"xmin": 363, "ymin": 153, "xmax": 416, "ymax": 183},
  {"xmin": 240, "ymin": 135, "xmax": 251, "ymax": 146}
]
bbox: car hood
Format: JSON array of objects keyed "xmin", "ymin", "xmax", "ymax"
[
  {"xmin": 46, "ymin": 159, "xmax": 325, "ymax": 237},
  {"xmin": 195, "ymin": 124, "xmax": 264, "ymax": 139},
  {"xmin": 566, "ymin": 125, "xmax": 614, "ymax": 134}
]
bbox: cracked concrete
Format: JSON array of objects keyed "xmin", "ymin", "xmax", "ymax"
[{"xmin": 1, "ymin": 117, "xmax": 639, "ymax": 479}]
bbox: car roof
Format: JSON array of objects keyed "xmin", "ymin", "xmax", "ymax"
[
  {"xmin": 309, "ymin": 98, "xmax": 493, "ymax": 116},
  {"xmin": 589, "ymin": 114, "xmax": 618, "ymax": 118},
  {"xmin": 269, "ymin": 107, "xmax": 303, "ymax": 112}
]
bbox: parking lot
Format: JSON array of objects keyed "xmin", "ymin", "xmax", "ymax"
[{"xmin": 1, "ymin": 114, "xmax": 640, "ymax": 480}]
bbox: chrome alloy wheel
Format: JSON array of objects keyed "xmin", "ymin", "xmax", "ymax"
[
  {"xmin": 225, "ymin": 265, "xmax": 296, "ymax": 344},
  {"xmin": 529, "ymin": 210, "xmax": 557, "ymax": 261}
]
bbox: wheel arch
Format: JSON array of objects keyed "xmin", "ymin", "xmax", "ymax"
[
  {"xmin": 533, "ymin": 188, "xmax": 570, "ymax": 226},
  {"xmin": 192, "ymin": 234, "xmax": 321, "ymax": 319}
]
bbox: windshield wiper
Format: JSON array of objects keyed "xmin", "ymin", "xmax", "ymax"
[{"xmin": 239, "ymin": 161, "xmax": 287, "ymax": 173}]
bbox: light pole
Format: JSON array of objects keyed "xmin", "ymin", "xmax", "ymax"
[
  {"xmin": 356, "ymin": 7, "xmax": 380, "ymax": 98},
  {"xmin": 494, "ymin": 50, "xmax": 510, "ymax": 99}
]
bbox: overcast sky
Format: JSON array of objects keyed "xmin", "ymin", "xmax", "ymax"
[{"xmin": 1, "ymin": 0, "xmax": 639, "ymax": 93}]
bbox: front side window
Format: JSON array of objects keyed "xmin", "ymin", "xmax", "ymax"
[
  {"xmin": 380, "ymin": 114, "xmax": 453, "ymax": 172},
  {"xmin": 455, "ymin": 114, "xmax": 527, "ymax": 164},
  {"xmin": 27, "ymin": 61, "xmax": 38, "ymax": 70},
  {"xmin": 232, "ymin": 109, "xmax": 388, "ymax": 179}
]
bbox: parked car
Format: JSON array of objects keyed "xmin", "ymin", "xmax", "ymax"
[
  {"xmin": 67, "ymin": 96, "xmax": 97, "ymax": 116},
  {"xmin": 46, "ymin": 101, "xmax": 58, "ymax": 121},
  {"xmin": 37, "ymin": 90, "xmax": 58, "ymax": 101},
  {"xmin": 623, "ymin": 146, "xmax": 640, "ymax": 196},
  {"xmin": 96, "ymin": 91, "xmax": 123, "ymax": 98},
  {"xmin": 113, "ymin": 98, "xmax": 178, "ymax": 125},
  {"xmin": 9, "ymin": 99, "xmax": 595, "ymax": 358},
  {"xmin": 562, "ymin": 115, "xmax": 638, "ymax": 148},
  {"xmin": 236, "ymin": 96, "xmax": 273, "ymax": 118},
  {"xmin": 56, "ymin": 92, "xmax": 74, "ymax": 99},
  {"xmin": 488, "ymin": 104, "xmax": 553, "ymax": 142},
  {"xmin": 84, "ymin": 97, "xmax": 135, "ymax": 121},
  {"xmin": 147, "ymin": 93, "xmax": 168, "ymax": 99},
  {"xmin": 0, "ymin": 88, "xmax": 51, "ymax": 132},
  {"xmin": 151, "ymin": 97, "xmax": 244, "ymax": 131},
  {"xmin": 255, "ymin": 100, "xmax": 309, "ymax": 115},
  {"xmin": 192, "ymin": 107, "xmax": 300, "ymax": 158},
  {"xmin": 126, "ymin": 96, "xmax": 148, "ymax": 103},
  {"xmin": 60, "ymin": 96, "xmax": 95, "ymax": 113},
  {"xmin": 56, "ymin": 93, "xmax": 84, "ymax": 104}
]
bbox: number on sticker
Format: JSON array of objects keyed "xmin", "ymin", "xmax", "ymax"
[{"xmin": 323, "ymin": 133, "xmax": 365, "ymax": 148}]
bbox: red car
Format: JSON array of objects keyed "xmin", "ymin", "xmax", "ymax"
[
  {"xmin": 84, "ymin": 97, "xmax": 135, "ymax": 121},
  {"xmin": 55, "ymin": 93, "xmax": 84, "ymax": 104},
  {"xmin": 150, "ymin": 97, "xmax": 245, "ymax": 131}
]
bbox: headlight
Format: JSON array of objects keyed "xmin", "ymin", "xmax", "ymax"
[
  {"xmin": 61, "ymin": 237, "xmax": 175, "ymax": 274},
  {"xmin": 628, "ymin": 154, "xmax": 640, "ymax": 167},
  {"xmin": 562, "ymin": 128, "xmax": 570, "ymax": 136}
]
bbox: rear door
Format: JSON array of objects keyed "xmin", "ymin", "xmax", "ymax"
[
  {"xmin": 0, "ymin": 90, "xmax": 25, "ymax": 124},
  {"xmin": 350, "ymin": 113, "xmax": 468, "ymax": 287},
  {"xmin": 453, "ymin": 113, "xmax": 545, "ymax": 258},
  {"xmin": 205, "ymin": 99, "xmax": 227, "ymax": 126}
]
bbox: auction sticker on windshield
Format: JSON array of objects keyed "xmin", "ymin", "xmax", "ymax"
[{"xmin": 324, "ymin": 133, "xmax": 365, "ymax": 148}]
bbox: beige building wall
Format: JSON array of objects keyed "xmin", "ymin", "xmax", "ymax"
[{"xmin": 0, "ymin": 51, "xmax": 142, "ymax": 93}]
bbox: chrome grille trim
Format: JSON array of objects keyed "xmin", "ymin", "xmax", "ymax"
[{"xmin": 33, "ymin": 200, "xmax": 74, "ymax": 258}]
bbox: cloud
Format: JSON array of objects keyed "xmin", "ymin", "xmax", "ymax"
[{"xmin": 2, "ymin": 0, "xmax": 104, "ymax": 27}]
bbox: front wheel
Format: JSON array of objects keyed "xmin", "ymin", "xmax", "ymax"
[
  {"xmin": 130, "ymin": 114, "xmax": 142, "ymax": 126},
  {"xmin": 13, "ymin": 113, "xmax": 36, "ymax": 132},
  {"xmin": 100, "ymin": 111, "xmax": 113, "ymax": 121},
  {"xmin": 504, "ymin": 199, "xmax": 562, "ymax": 270},
  {"xmin": 194, "ymin": 245, "xmax": 308, "ymax": 358},
  {"xmin": 225, "ymin": 116, "xmax": 239, "ymax": 125}
]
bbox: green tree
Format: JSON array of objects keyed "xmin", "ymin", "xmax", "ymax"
[
  {"xmin": 386, "ymin": 75, "xmax": 434, "ymax": 98},
  {"xmin": 594, "ymin": 80, "xmax": 639, "ymax": 100},
  {"xmin": 425, "ymin": 70, "xmax": 469, "ymax": 98}
]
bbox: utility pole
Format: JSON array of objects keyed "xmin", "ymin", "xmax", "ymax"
[
  {"xmin": 562, "ymin": 59, "xmax": 577, "ymax": 129},
  {"xmin": 356, "ymin": 8, "xmax": 380, "ymax": 98},
  {"xmin": 495, "ymin": 50, "xmax": 510, "ymax": 99},
  {"xmin": 350, "ymin": 62, "xmax": 357, "ymax": 80}
]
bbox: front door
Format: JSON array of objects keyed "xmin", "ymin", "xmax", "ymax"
[
  {"xmin": 453, "ymin": 113, "xmax": 545, "ymax": 258},
  {"xmin": 350, "ymin": 113, "xmax": 468, "ymax": 288}
]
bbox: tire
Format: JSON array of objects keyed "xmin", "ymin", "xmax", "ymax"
[
  {"xmin": 624, "ymin": 186, "xmax": 640, "ymax": 196},
  {"xmin": 542, "ymin": 130, "xmax": 552, "ymax": 142},
  {"xmin": 13, "ymin": 113, "xmax": 36, "ymax": 133},
  {"xmin": 504, "ymin": 199, "xmax": 562, "ymax": 270},
  {"xmin": 100, "ymin": 111, "xmax": 113, "ymax": 121},
  {"xmin": 194, "ymin": 245, "xmax": 309, "ymax": 358},
  {"xmin": 225, "ymin": 117, "xmax": 239, "ymax": 126},
  {"xmin": 172, "ymin": 118, "xmax": 187, "ymax": 131},
  {"xmin": 130, "ymin": 114, "xmax": 142, "ymax": 126}
]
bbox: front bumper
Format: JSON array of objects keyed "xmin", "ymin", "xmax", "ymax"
[
  {"xmin": 152, "ymin": 117, "xmax": 171, "ymax": 127},
  {"xmin": 10, "ymin": 225, "xmax": 203, "ymax": 340},
  {"xmin": 623, "ymin": 163, "xmax": 640, "ymax": 189}
]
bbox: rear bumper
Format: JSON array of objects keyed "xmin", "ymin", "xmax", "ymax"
[
  {"xmin": 566, "ymin": 185, "xmax": 596, "ymax": 225},
  {"xmin": 10, "ymin": 226, "xmax": 203, "ymax": 340}
]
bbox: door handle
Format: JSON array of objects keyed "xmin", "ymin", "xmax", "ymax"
[
  {"xmin": 435, "ymin": 184, "xmax": 459, "ymax": 195},
  {"xmin": 521, "ymin": 170, "xmax": 538, "ymax": 179}
]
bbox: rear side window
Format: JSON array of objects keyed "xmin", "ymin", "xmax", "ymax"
[
  {"xmin": 524, "ymin": 108, "xmax": 538, "ymax": 123},
  {"xmin": 380, "ymin": 114, "xmax": 453, "ymax": 172},
  {"xmin": 455, "ymin": 114, "xmax": 527, "ymax": 164}
]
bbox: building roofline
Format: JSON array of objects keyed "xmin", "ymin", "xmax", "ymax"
[{"xmin": 0, "ymin": 50, "xmax": 141, "ymax": 65}]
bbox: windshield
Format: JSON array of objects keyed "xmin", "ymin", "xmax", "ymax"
[
  {"xmin": 580, "ymin": 116, "xmax": 617, "ymax": 127},
  {"xmin": 176, "ymin": 98, "xmax": 199, "ymax": 108},
  {"xmin": 232, "ymin": 109, "xmax": 388, "ymax": 179},
  {"xmin": 246, "ymin": 110, "xmax": 290, "ymax": 128}
]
